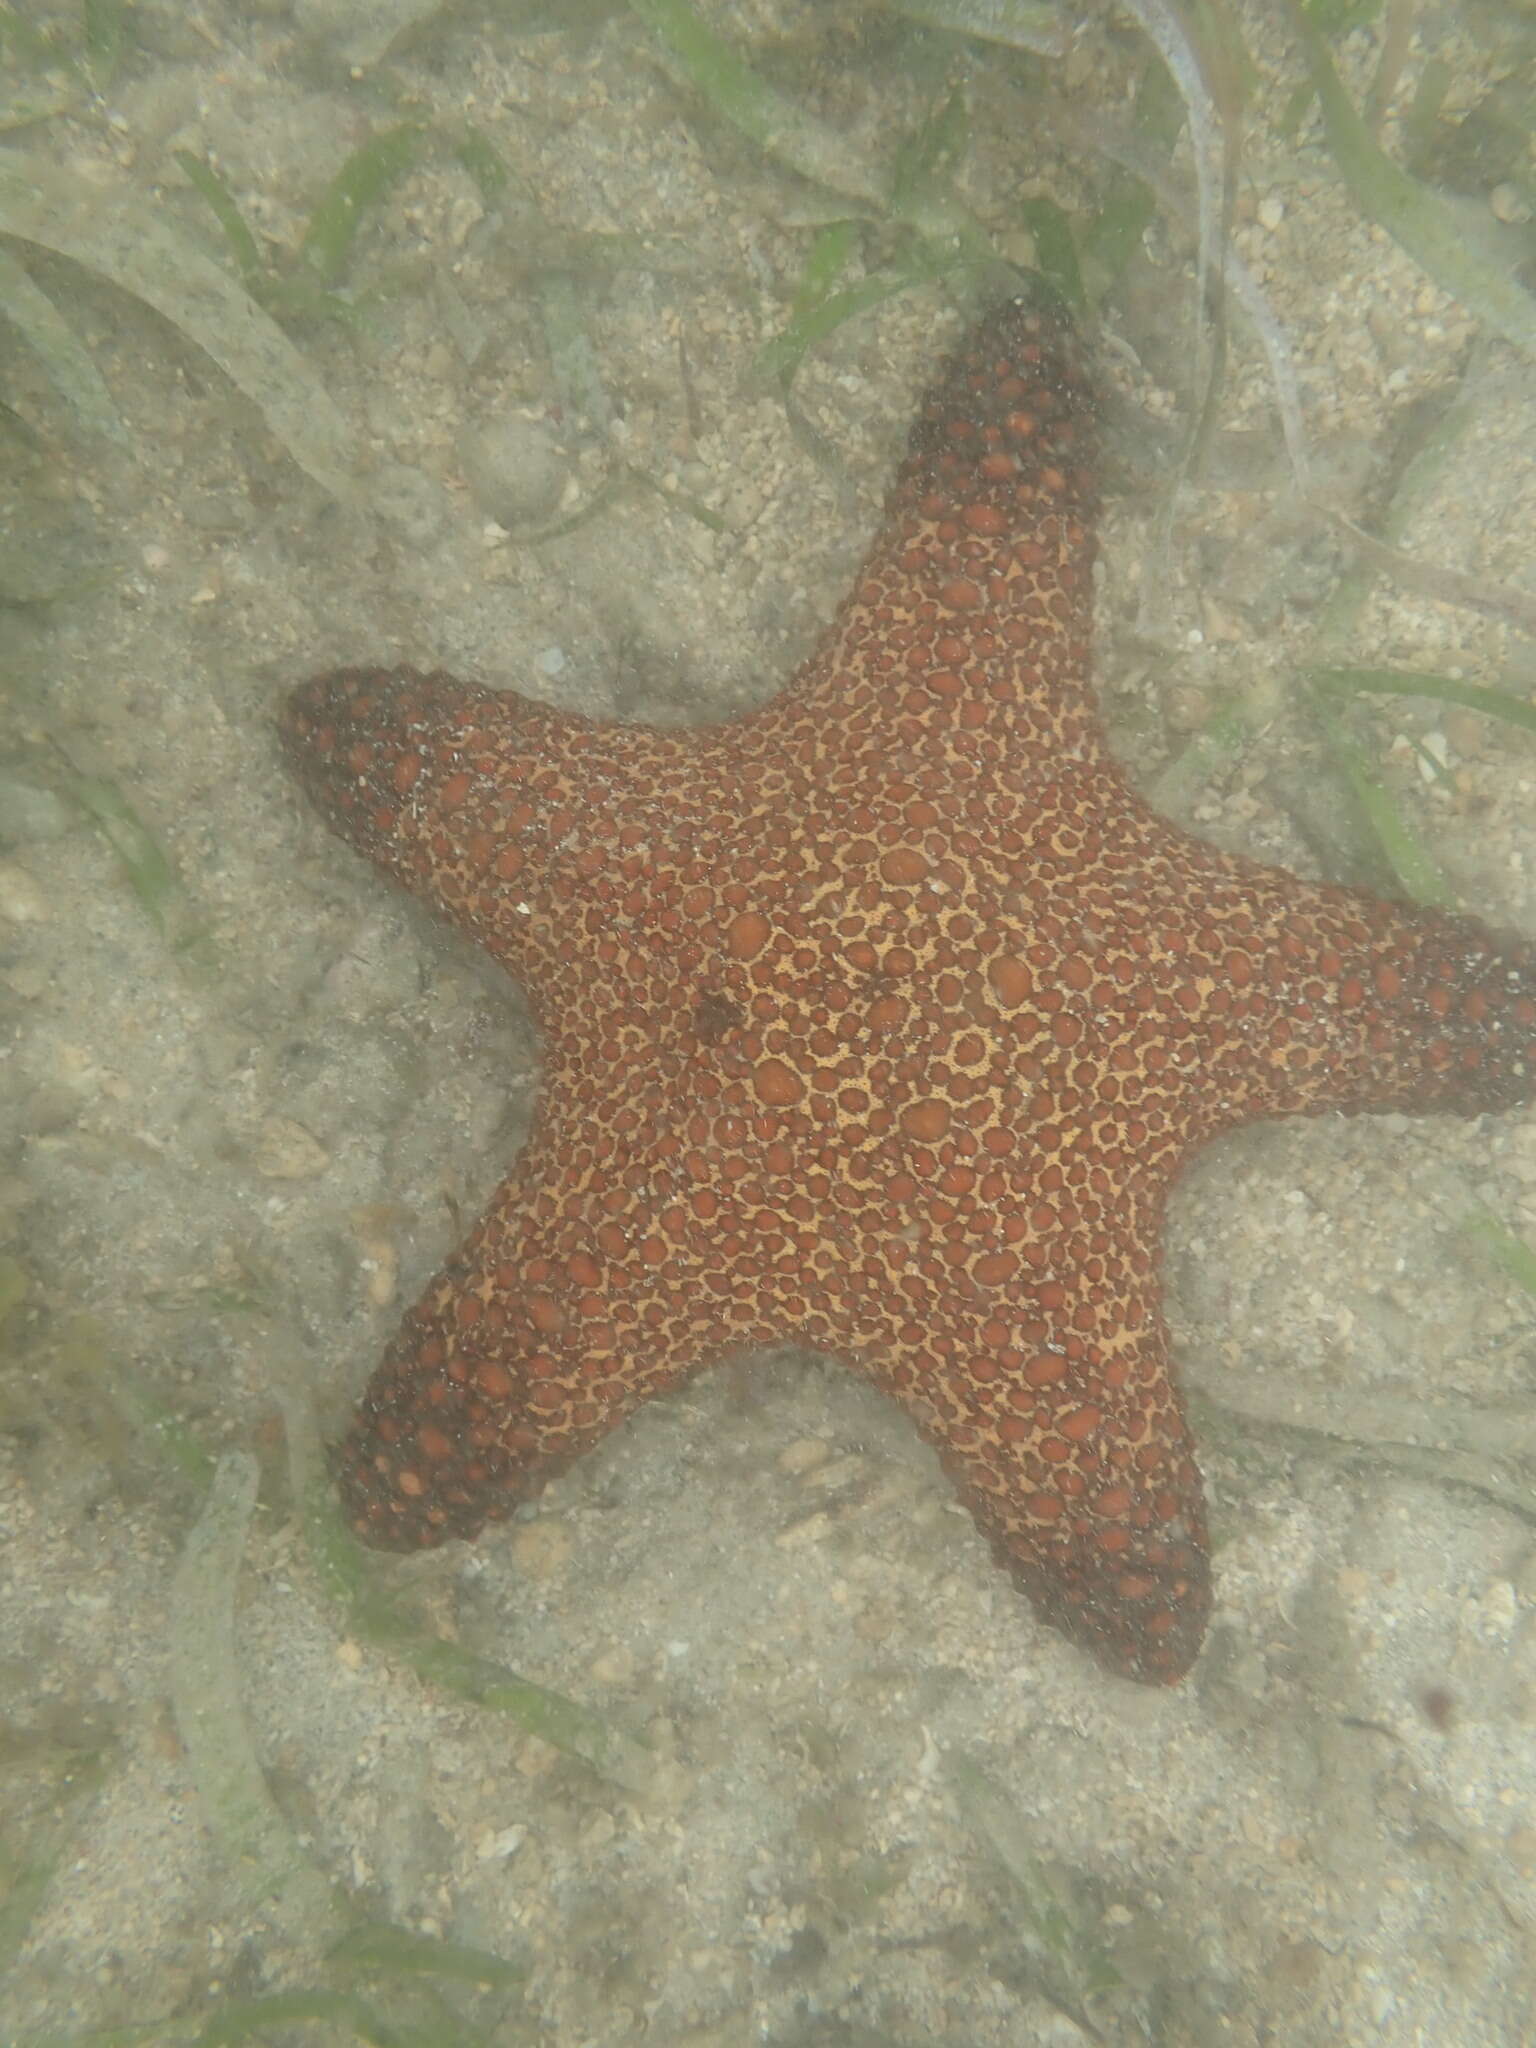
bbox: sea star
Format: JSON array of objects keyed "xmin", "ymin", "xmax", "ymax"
[{"xmin": 281, "ymin": 295, "xmax": 1536, "ymax": 1683}]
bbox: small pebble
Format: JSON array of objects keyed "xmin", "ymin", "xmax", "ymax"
[
  {"xmin": 0, "ymin": 862, "xmax": 48, "ymax": 922},
  {"xmin": 457, "ymin": 416, "xmax": 571, "ymax": 529},
  {"xmin": 253, "ymin": 1115, "xmax": 331, "ymax": 1179},
  {"xmin": 476, "ymin": 1823, "xmax": 527, "ymax": 1862},
  {"xmin": 508, "ymin": 1518, "xmax": 572, "ymax": 1577},
  {"xmin": 778, "ymin": 1437, "xmax": 830, "ymax": 1475},
  {"xmin": 589, "ymin": 1646, "xmax": 636, "ymax": 1685}
]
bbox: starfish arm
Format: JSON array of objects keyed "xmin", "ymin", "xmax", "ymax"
[
  {"xmin": 1241, "ymin": 871, "xmax": 1536, "ymax": 1122},
  {"xmin": 1101, "ymin": 807, "xmax": 1536, "ymax": 1136},
  {"xmin": 279, "ymin": 666, "xmax": 706, "ymax": 976},
  {"xmin": 769, "ymin": 296, "xmax": 1103, "ymax": 761},
  {"xmin": 331, "ymin": 1127, "xmax": 729, "ymax": 1550},
  {"xmin": 856, "ymin": 1188, "xmax": 1208, "ymax": 1684}
]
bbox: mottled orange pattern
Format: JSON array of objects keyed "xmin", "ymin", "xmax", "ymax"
[{"xmin": 281, "ymin": 298, "xmax": 1536, "ymax": 1682}]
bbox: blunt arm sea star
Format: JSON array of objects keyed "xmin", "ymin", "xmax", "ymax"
[{"xmin": 281, "ymin": 297, "xmax": 1536, "ymax": 1682}]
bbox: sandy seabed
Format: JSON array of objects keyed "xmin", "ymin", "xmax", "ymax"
[{"xmin": 3, "ymin": 2, "xmax": 1536, "ymax": 2042}]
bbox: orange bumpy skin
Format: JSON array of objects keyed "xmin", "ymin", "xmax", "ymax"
[{"xmin": 281, "ymin": 297, "xmax": 1536, "ymax": 1683}]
